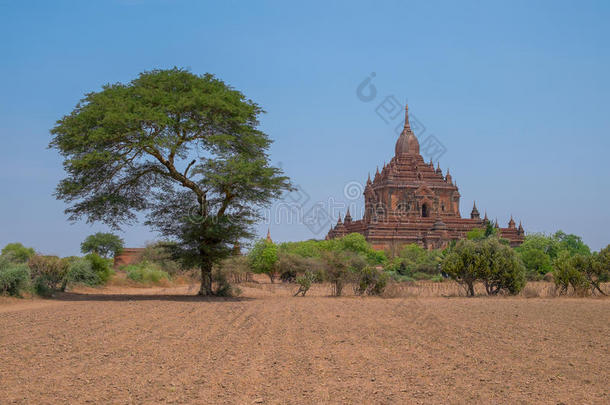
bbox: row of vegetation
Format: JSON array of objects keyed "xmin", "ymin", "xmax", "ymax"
[
  {"xmin": 0, "ymin": 233, "xmax": 182, "ymax": 298},
  {"xmin": 0, "ymin": 242, "xmax": 114, "ymax": 297},
  {"xmin": 2, "ymin": 225, "xmax": 608, "ymax": 299},
  {"xmin": 241, "ymin": 224, "xmax": 609, "ymax": 297}
]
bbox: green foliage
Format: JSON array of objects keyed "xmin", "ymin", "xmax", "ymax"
[
  {"xmin": 28, "ymin": 255, "xmax": 70, "ymax": 294},
  {"xmin": 1, "ymin": 242, "xmax": 35, "ymax": 263},
  {"xmin": 294, "ymin": 271, "xmax": 317, "ymax": 297},
  {"xmin": 321, "ymin": 250, "xmax": 352, "ymax": 296},
  {"xmin": 477, "ymin": 238, "xmax": 526, "ymax": 295},
  {"xmin": 354, "ymin": 266, "xmax": 389, "ymax": 296},
  {"xmin": 276, "ymin": 252, "xmax": 324, "ymax": 283},
  {"xmin": 518, "ymin": 247, "xmax": 553, "ymax": 280},
  {"xmin": 125, "ymin": 262, "xmax": 170, "ymax": 284},
  {"xmin": 384, "ymin": 244, "xmax": 442, "ymax": 277},
  {"xmin": 412, "ymin": 271, "xmax": 433, "ymax": 280},
  {"xmin": 553, "ymin": 231, "xmax": 591, "ymax": 256},
  {"xmin": 84, "ymin": 253, "xmax": 114, "ymax": 283},
  {"xmin": 138, "ymin": 241, "xmax": 183, "ymax": 275},
  {"xmin": 552, "ymin": 251, "xmax": 590, "ymax": 295},
  {"xmin": 248, "ymin": 239, "xmax": 279, "ymax": 282},
  {"xmin": 0, "ymin": 258, "xmax": 31, "ymax": 297},
  {"xmin": 466, "ymin": 228, "xmax": 486, "ymax": 241},
  {"xmin": 50, "ymin": 68, "xmax": 292, "ymax": 296},
  {"xmin": 212, "ymin": 266, "xmax": 241, "ymax": 297},
  {"xmin": 442, "ymin": 238, "xmax": 526, "ymax": 296},
  {"xmin": 592, "ymin": 244, "xmax": 610, "ymax": 284},
  {"xmin": 551, "ymin": 246, "xmax": 608, "ymax": 296},
  {"xmin": 80, "ymin": 232, "xmax": 124, "ymax": 258},
  {"xmin": 278, "ymin": 233, "xmax": 386, "ymax": 266},
  {"xmin": 65, "ymin": 258, "xmax": 101, "ymax": 286}
]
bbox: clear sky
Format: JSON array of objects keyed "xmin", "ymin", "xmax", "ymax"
[{"xmin": 1, "ymin": 0, "xmax": 609, "ymax": 255}]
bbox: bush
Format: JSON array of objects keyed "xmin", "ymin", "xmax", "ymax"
[
  {"xmin": 412, "ymin": 271, "xmax": 432, "ymax": 281},
  {"xmin": 354, "ymin": 266, "xmax": 389, "ymax": 296},
  {"xmin": 217, "ymin": 255, "xmax": 252, "ymax": 283},
  {"xmin": 212, "ymin": 266, "xmax": 241, "ymax": 297},
  {"xmin": 1, "ymin": 242, "xmax": 36, "ymax": 264},
  {"xmin": 28, "ymin": 255, "xmax": 69, "ymax": 293},
  {"xmin": 0, "ymin": 260, "xmax": 30, "ymax": 296},
  {"xmin": 65, "ymin": 258, "xmax": 101, "ymax": 286},
  {"xmin": 553, "ymin": 252, "xmax": 593, "ymax": 296},
  {"xmin": 442, "ymin": 238, "xmax": 526, "ymax": 296},
  {"xmin": 248, "ymin": 239, "xmax": 279, "ymax": 282},
  {"xmin": 84, "ymin": 253, "xmax": 114, "ymax": 283},
  {"xmin": 126, "ymin": 262, "xmax": 170, "ymax": 284},
  {"xmin": 138, "ymin": 242, "xmax": 184, "ymax": 275},
  {"xmin": 294, "ymin": 271, "xmax": 316, "ymax": 296},
  {"xmin": 322, "ymin": 251, "xmax": 351, "ymax": 296},
  {"xmin": 384, "ymin": 244, "xmax": 442, "ymax": 278}
]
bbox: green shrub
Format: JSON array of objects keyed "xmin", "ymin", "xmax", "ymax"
[
  {"xmin": 28, "ymin": 255, "xmax": 70, "ymax": 293},
  {"xmin": 0, "ymin": 261, "xmax": 30, "ymax": 296},
  {"xmin": 212, "ymin": 266, "xmax": 241, "ymax": 296},
  {"xmin": 138, "ymin": 242, "xmax": 184, "ymax": 275},
  {"xmin": 442, "ymin": 238, "xmax": 526, "ymax": 296},
  {"xmin": 65, "ymin": 258, "xmax": 101, "ymax": 286},
  {"xmin": 294, "ymin": 271, "xmax": 317, "ymax": 297},
  {"xmin": 248, "ymin": 239, "xmax": 279, "ymax": 282},
  {"xmin": 412, "ymin": 271, "xmax": 432, "ymax": 280},
  {"xmin": 126, "ymin": 262, "xmax": 170, "ymax": 283},
  {"xmin": 1, "ymin": 242, "xmax": 36, "ymax": 264},
  {"xmin": 354, "ymin": 266, "xmax": 389, "ymax": 296},
  {"xmin": 84, "ymin": 253, "xmax": 114, "ymax": 283},
  {"xmin": 321, "ymin": 251, "xmax": 352, "ymax": 296}
]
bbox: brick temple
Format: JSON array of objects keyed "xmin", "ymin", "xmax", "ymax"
[{"xmin": 326, "ymin": 104, "xmax": 524, "ymax": 250}]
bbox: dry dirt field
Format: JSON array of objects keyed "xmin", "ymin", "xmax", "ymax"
[{"xmin": 1, "ymin": 282, "xmax": 608, "ymax": 404}]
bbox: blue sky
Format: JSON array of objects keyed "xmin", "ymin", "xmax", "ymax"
[{"xmin": 1, "ymin": 0, "xmax": 609, "ymax": 255}]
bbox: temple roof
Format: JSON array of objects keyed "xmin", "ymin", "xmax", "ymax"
[{"xmin": 395, "ymin": 104, "xmax": 420, "ymax": 157}]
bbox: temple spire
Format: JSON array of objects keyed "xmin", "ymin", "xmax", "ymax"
[
  {"xmin": 403, "ymin": 103, "xmax": 411, "ymax": 132},
  {"xmin": 266, "ymin": 228, "xmax": 272, "ymax": 243},
  {"xmin": 344, "ymin": 207, "xmax": 352, "ymax": 223},
  {"xmin": 470, "ymin": 201, "xmax": 480, "ymax": 220}
]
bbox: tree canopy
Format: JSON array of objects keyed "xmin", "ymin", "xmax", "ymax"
[
  {"xmin": 50, "ymin": 68, "xmax": 291, "ymax": 295},
  {"xmin": 80, "ymin": 232, "xmax": 124, "ymax": 258},
  {"xmin": 1, "ymin": 243, "xmax": 36, "ymax": 263}
]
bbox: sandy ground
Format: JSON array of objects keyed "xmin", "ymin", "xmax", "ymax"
[{"xmin": 0, "ymin": 282, "xmax": 608, "ymax": 404}]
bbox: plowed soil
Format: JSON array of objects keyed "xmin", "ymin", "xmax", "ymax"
[{"xmin": 1, "ymin": 282, "xmax": 608, "ymax": 404}]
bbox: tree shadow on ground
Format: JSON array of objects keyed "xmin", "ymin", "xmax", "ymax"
[{"xmin": 51, "ymin": 292, "xmax": 254, "ymax": 303}]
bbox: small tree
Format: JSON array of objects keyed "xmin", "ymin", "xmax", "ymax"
[
  {"xmin": 442, "ymin": 238, "xmax": 526, "ymax": 296},
  {"xmin": 589, "ymin": 245, "xmax": 610, "ymax": 295},
  {"xmin": 1, "ymin": 243, "xmax": 35, "ymax": 263},
  {"xmin": 28, "ymin": 255, "xmax": 70, "ymax": 295},
  {"xmin": 80, "ymin": 232, "xmax": 124, "ymax": 258},
  {"xmin": 322, "ymin": 250, "xmax": 352, "ymax": 296},
  {"xmin": 294, "ymin": 271, "xmax": 316, "ymax": 296},
  {"xmin": 442, "ymin": 239, "xmax": 479, "ymax": 296},
  {"xmin": 552, "ymin": 251, "xmax": 589, "ymax": 295},
  {"xmin": 248, "ymin": 239, "xmax": 279, "ymax": 283},
  {"xmin": 477, "ymin": 238, "xmax": 526, "ymax": 295}
]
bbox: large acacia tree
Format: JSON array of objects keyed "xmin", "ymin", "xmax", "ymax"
[{"xmin": 50, "ymin": 68, "xmax": 291, "ymax": 295}]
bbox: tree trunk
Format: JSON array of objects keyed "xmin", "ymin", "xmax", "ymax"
[
  {"xmin": 467, "ymin": 281, "xmax": 475, "ymax": 297},
  {"xmin": 199, "ymin": 261, "xmax": 213, "ymax": 296}
]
